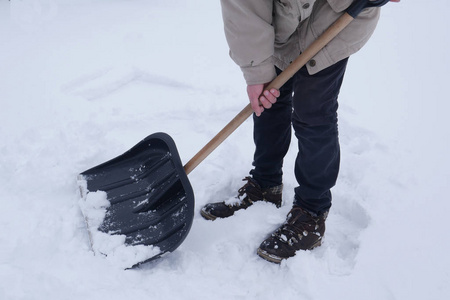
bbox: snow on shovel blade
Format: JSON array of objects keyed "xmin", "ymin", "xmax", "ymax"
[{"xmin": 78, "ymin": 132, "xmax": 194, "ymax": 268}]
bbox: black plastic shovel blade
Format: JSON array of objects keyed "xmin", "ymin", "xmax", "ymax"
[{"xmin": 78, "ymin": 132, "xmax": 194, "ymax": 267}]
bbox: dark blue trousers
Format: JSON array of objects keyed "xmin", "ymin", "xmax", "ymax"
[{"xmin": 250, "ymin": 57, "xmax": 348, "ymax": 215}]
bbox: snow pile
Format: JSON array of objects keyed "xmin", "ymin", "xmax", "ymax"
[{"xmin": 78, "ymin": 179, "xmax": 161, "ymax": 269}]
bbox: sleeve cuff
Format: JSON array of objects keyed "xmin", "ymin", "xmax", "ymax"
[{"xmin": 240, "ymin": 59, "xmax": 277, "ymax": 85}]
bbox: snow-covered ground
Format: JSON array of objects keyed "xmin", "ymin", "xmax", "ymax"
[{"xmin": 1, "ymin": 0, "xmax": 449, "ymax": 299}]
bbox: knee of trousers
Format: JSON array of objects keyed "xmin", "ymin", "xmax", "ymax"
[{"xmin": 292, "ymin": 101, "xmax": 339, "ymax": 128}]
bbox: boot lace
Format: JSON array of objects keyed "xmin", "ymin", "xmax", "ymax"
[{"xmin": 273, "ymin": 207, "xmax": 321, "ymax": 247}]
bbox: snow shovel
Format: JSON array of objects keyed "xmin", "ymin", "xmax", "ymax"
[{"xmin": 78, "ymin": 0, "xmax": 391, "ymax": 268}]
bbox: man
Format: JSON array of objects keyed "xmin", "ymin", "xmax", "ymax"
[{"xmin": 201, "ymin": 0, "xmax": 400, "ymax": 264}]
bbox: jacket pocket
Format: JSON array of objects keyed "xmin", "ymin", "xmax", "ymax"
[{"xmin": 299, "ymin": 0, "xmax": 380, "ymax": 74}]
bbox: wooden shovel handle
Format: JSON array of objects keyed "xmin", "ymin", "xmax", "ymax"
[{"xmin": 183, "ymin": 13, "xmax": 355, "ymax": 175}]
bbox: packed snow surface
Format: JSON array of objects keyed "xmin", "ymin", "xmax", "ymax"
[{"xmin": 1, "ymin": 0, "xmax": 449, "ymax": 299}]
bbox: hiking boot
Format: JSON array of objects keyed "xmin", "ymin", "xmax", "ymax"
[
  {"xmin": 200, "ymin": 177, "xmax": 282, "ymax": 220},
  {"xmin": 257, "ymin": 206, "xmax": 328, "ymax": 264}
]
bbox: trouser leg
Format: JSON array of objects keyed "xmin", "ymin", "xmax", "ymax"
[
  {"xmin": 250, "ymin": 69, "xmax": 293, "ymax": 188},
  {"xmin": 292, "ymin": 58, "xmax": 348, "ymax": 215}
]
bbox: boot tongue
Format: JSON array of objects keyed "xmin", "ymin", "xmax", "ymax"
[{"xmin": 286, "ymin": 207, "xmax": 312, "ymax": 224}]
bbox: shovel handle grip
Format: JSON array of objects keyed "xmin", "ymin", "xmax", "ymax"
[
  {"xmin": 347, "ymin": 0, "xmax": 391, "ymax": 18},
  {"xmin": 183, "ymin": 0, "xmax": 390, "ymax": 175}
]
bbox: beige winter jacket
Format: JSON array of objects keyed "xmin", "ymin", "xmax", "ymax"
[{"xmin": 221, "ymin": 0, "xmax": 380, "ymax": 85}]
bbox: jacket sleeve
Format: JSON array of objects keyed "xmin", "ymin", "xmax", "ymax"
[{"xmin": 220, "ymin": 0, "xmax": 277, "ymax": 85}]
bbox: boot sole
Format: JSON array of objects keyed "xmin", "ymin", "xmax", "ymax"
[
  {"xmin": 200, "ymin": 208, "xmax": 217, "ymax": 221},
  {"xmin": 256, "ymin": 248, "xmax": 284, "ymax": 264},
  {"xmin": 257, "ymin": 240, "xmax": 322, "ymax": 264}
]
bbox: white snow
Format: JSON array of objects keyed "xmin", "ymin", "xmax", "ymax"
[
  {"xmin": 1, "ymin": 0, "xmax": 449, "ymax": 299},
  {"xmin": 77, "ymin": 180, "xmax": 161, "ymax": 269}
]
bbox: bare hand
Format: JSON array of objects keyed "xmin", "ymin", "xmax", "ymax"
[{"xmin": 247, "ymin": 84, "xmax": 280, "ymax": 117}]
